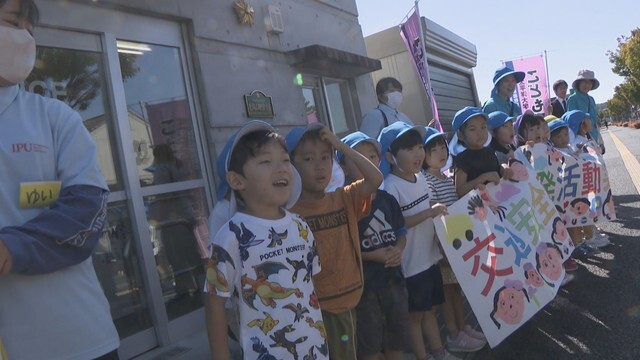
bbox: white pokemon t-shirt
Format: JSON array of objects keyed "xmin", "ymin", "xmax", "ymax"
[{"xmin": 206, "ymin": 210, "xmax": 328, "ymax": 359}]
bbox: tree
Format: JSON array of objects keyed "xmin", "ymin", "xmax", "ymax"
[
  {"xmin": 608, "ymin": 28, "xmax": 640, "ymax": 80},
  {"xmin": 607, "ymin": 28, "xmax": 640, "ymax": 120}
]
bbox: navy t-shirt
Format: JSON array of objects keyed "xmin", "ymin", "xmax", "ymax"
[
  {"xmin": 454, "ymin": 147, "xmax": 502, "ymax": 182},
  {"xmin": 358, "ymin": 190, "xmax": 407, "ymax": 291}
]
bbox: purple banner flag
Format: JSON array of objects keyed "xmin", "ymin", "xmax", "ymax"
[{"xmin": 400, "ymin": 9, "xmax": 443, "ymax": 132}]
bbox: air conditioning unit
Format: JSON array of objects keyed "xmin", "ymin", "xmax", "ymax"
[{"xmin": 267, "ymin": 5, "xmax": 284, "ymax": 34}]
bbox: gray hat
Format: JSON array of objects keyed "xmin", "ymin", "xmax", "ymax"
[{"xmin": 572, "ymin": 69, "xmax": 600, "ymax": 91}]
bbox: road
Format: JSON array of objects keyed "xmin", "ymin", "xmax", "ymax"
[{"xmin": 471, "ymin": 126, "xmax": 640, "ymax": 360}]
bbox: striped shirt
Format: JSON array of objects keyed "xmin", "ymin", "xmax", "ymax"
[{"xmin": 423, "ymin": 172, "xmax": 458, "ymax": 206}]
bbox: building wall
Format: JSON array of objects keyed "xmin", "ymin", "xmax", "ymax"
[{"xmin": 80, "ymin": 0, "xmax": 377, "ymax": 181}]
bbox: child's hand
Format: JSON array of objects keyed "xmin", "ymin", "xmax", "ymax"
[
  {"xmin": 501, "ymin": 166, "xmax": 513, "ymax": 180},
  {"xmin": 384, "ymin": 246, "xmax": 403, "ymax": 268},
  {"xmin": 483, "ymin": 171, "xmax": 501, "ymax": 185},
  {"xmin": 367, "ymin": 248, "xmax": 390, "ymax": 265},
  {"xmin": 319, "ymin": 127, "xmax": 343, "ymax": 151},
  {"xmin": 431, "ymin": 202, "xmax": 448, "ymax": 216}
]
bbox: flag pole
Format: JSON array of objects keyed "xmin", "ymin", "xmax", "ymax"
[
  {"xmin": 544, "ymin": 50, "xmax": 552, "ymax": 114},
  {"xmin": 413, "ymin": 0, "xmax": 443, "ymax": 131}
]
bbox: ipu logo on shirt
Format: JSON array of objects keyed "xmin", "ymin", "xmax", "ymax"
[{"xmin": 12, "ymin": 143, "xmax": 49, "ymax": 153}]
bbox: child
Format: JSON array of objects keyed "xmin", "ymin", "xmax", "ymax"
[
  {"xmin": 563, "ymin": 110, "xmax": 611, "ymax": 249},
  {"xmin": 482, "ymin": 66, "xmax": 525, "ymax": 117},
  {"xmin": 488, "ymin": 111, "xmax": 516, "ymax": 165},
  {"xmin": 204, "ymin": 121, "xmax": 328, "ymax": 359},
  {"xmin": 452, "ymin": 107, "xmax": 511, "ymax": 197},
  {"xmin": 422, "ymin": 127, "xmax": 487, "ymax": 353},
  {"xmin": 566, "ymin": 69, "xmax": 605, "ymax": 154},
  {"xmin": 378, "ymin": 122, "xmax": 455, "ymax": 360},
  {"xmin": 286, "ymin": 124, "xmax": 383, "ymax": 359},
  {"xmin": 513, "ymin": 111, "xmax": 544, "ymax": 147},
  {"xmin": 547, "ymin": 119, "xmax": 582, "ymax": 274},
  {"xmin": 339, "ymin": 131, "xmax": 409, "ymax": 360}
]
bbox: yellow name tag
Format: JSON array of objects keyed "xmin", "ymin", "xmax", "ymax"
[{"xmin": 19, "ymin": 181, "xmax": 62, "ymax": 208}]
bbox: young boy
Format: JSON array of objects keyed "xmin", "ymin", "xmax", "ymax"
[
  {"xmin": 378, "ymin": 122, "xmax": 454, "ymax": 360},
  {"xmin": 339, "ymin": 131, "xmax": 409, "ymax": 360},
  {"xmin": 286, "ymin": 124, "xmax": 383, "ymax": 359},
  {"xmin": 204, "ymin": 121, "xmax": 328, "ymax": 360},
  {"xmin": 487, "ymin": 111, "xmax": 516, "ymax": 165},
  {"xmin": 453, "ymin": 107, "xmax": 512, "ymax": 197}
]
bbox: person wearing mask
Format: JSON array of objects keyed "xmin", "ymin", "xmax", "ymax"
[
  {"xmin": 0, "ymin": 1, "xmax": 119, "ymax": 358},
  {"xmin": 360, "ymin": 77, "xmax": 414, "ymax": 138}
]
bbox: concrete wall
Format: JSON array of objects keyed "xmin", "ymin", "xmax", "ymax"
[{"xmin": 66, "ymin": 0, "xmax": 377, "ymax": 185}]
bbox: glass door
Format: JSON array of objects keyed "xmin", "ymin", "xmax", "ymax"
[{"xmin": 31, "ymin": 3, "xmax": 212, "ymax": 358}]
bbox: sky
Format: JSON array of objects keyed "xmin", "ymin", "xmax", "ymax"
[{"xmin": 354, "ymin": 0, "xmax": 638, "ymax": 105}]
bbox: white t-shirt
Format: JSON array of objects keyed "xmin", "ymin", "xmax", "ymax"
[
  {"xmin": 0, "ymin": 86, "xmax": 118, "ymax": 359},
  {"xmin": 383, "ymin": 173, "xmax": 442, "ymax": 277},
  {"xmin": 206, "ymin": 210, "xmax": 328, "ymax": 359}
]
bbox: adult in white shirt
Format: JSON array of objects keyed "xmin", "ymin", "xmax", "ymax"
[
  {"xmin": 360, "ymin": 77, "xmax": 414, "ymax": 139},
  {"xmin": 0, "ymin": 1, "xmax": 119, "ymax": 359}
]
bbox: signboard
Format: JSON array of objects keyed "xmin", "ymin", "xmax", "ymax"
[
  {"xmin": 505, "ymin": 55, "xmax": 549, "ymax": 114},
  {"xmin": 434, "ymin": 163, "xmax": 574, "ymax": 348},
  {"xmin": 244, "ymin": 90, "xmax": 275, "ymax": 118},
  {"xmin": 516, "ymin": 143, "xmax": 616, "ymax": 226}
]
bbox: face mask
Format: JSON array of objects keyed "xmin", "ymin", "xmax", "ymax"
[
  {"xmin": 385, "ymin": 91, "xmax": 403, "ymax": 109},
  {"xmin": 0, "ymin": 26, "xmax": 36, "ymax": 85}
]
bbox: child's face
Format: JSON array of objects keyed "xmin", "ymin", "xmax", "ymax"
[
  {"xmin": 580, "ymin": 118, "xmax": 593, "ymax": 134},
  {"xmin": 550, "ymin": 127, "xmax": 569, "ymax": 148},
  {"xmin": 523, "ymin": 123, "xmax": 543, "ymax": 144},
  {"xmin": 389, "ymin": 143, "xmax": 425, "ymax": 177},
  {"xmin": 343, "ymin": 142, "xmax": 379, "ymax": 182},
  {"xmin": 459, "ymin": 116, "xmax": 488, "ymax": 149},
  {"xmin": 540, "ymin": 121, "xmax": 550, "ymax": 141},
  {"xmin": 570, "ymin": 201, "xmax": 589, "ymax": 216},
  {"xmin": 539, "ymin": 247, "xmax": 563, "ymax": 281},
  {"xmin": 525, "ymin": 268, "xmax": 545, "ymax": 288},
  {"xmin": 495, "ymin": 287, "xmax": 526, "ymax": 325},
  {"xmin": 497, "ymin": 74, "xmax": 517, "ymax": 98},
  {"xmin": 235, "ymin": 140, "xmax": 294, "ymax": 210},
  {"xmin": 493, "ymin": 120, "xmax": 515, "ymax": 146},
  {"xmin": 424, "ymin": 141, "xmax": 448, "ymax": 171},
  {"xmin": 578, "ymin": 80, "xmax": 593, "ymax": 93},
  {"xmin": 292, "ymin": 138, "xmax": 333, "ymax": 195}
]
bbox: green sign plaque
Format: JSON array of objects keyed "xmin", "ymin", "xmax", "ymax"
[{"xmin": 244, "ymin": 90, "xmax": 275, "ymax": 118}]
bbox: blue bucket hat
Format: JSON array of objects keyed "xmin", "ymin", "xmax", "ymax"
[
  {"xmin": 548, "ymin": 119, "xmax": 568, "ymax": 133},
  {"xmin": 493, "ymin": 65, "xmax": 526, "ymax": 86},
  {"xmin": 284, "ymin": 123, "xmax": 325, "ymax": 156},
  {"xmin": 422, "ymin": 126, "xmax": 447, "ymax": 146},
  {"xmin": 452, "ymin": 106, "xmax": 488, "ymax": 132},
  {"xmin": 487, "ymin": 111, "xmax": 515, "ymax": 131},
  {"xmin": 338, "ymin": 131, "xmax": 381, "ymax": 161},
  {"xmin": 377, "ymin": 122, "xmax": 426, "ymax": 177},
  {"xmin": 216, "ymin": 120, "xmax": 301, "ymax": 214},
  {"xmin": 562, "ymin": 110, "xmax": 590, "ymax": 136}
]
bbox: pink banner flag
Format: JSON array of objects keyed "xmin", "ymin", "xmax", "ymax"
[
  {"xmin": 506, "ymin": 55, "xmax": 549, "ymax": 114},
  {"xmin": 400, "ymin": 9, "xmax": 443, "ymax": 132}
]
